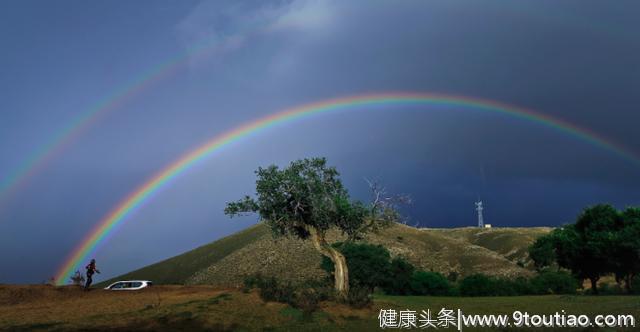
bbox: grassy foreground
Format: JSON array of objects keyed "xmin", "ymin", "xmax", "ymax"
[{"xmin": 0, "ymin": 285, "xmax": 638, "ymax": 331}]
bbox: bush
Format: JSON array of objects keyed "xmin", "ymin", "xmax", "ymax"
[
  {"xmin": 243, "ymin": 274, "xmax": 295, "ymax": 303},
  {"xmin": 459, "ymin": 274, "xmax": 496, "ymax": 297},
  {"xmin": 383, "ymin": 257, "xmax": 416, "ymax": 295},
  {"xmin": 511, "ymin": 277, "xmax": 535, "ymax": 295},
  {"xmin": 69, "ymin": 271, "xmax": 85, "ymax": 287},
  {"xmin": 410, "ymin": 271, "xmax": 451, "ymax": 296},
  {"xmin": 243, "ymin": 274, "xmax": 334, "ymax": 313},
  {"xmin": 321, "ymin": 242, "xmax": 391, "ymax": 292},
  {"xmin": 631, "ymin": 275, "xmax": 640, "ymax": 295},
  {"xmin": 346, "ymin": 286, "xmax": 372, "ymax": 308},
  {"xmin": 492, "ymin": 278, "xmax": 519, "ymax": 296},
  {"xmin": 530, "ymin": 270, "xmax": 579, "ymax": 295},
  {"xmin": 291, "ymin": 288, "xmax": 322, "ymax": 315}
]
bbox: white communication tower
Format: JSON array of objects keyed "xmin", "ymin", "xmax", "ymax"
[{"xmin": 475, "ymin": 200, "xmax": 484, "ymax": 228}]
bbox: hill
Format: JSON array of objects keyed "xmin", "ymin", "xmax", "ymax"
[{"xmin": 102, "ymin": 223, "xmax": 552, "ymax": 287}]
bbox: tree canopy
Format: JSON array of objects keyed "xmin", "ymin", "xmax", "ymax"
[
  {"xmin": 224, "ymin": 157, "xmax": 399, "ymax": 298},
  {"xmin": 529, "ymin": 204, "xmax": 640, "ymax": 293}
]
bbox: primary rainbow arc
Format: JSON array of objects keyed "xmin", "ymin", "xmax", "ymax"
[{"xmin": 55, "ymin": 92, "xmax": 640, "ymax": 285}]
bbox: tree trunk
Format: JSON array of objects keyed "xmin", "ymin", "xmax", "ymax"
[
  {"xmin": 589, "ymin": 277, "xmax": 599, "ymax": 295},
  {"xmin": 308, "ymin": 227, "xmax": 349, "ymax": 299}
]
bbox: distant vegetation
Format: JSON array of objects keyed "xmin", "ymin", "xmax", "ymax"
[{"xmin": 529, "ymin": 204, "xmax": 640, "ymax": 294}]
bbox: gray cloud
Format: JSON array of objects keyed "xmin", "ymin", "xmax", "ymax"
[{"xmin": 1, "ymin": 0, "xmax": 639, "ymax": 283}]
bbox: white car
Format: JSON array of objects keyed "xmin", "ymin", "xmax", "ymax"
[{"xmin": 104, "ymin": 280, "xmax": 153, "ymax": 291}]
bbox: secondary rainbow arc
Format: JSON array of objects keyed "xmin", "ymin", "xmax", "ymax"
[
  {"xmin": 0, "ymin": 16, "xmax": 275, "ymax": 202},
  {"xmin": 55, "ymin": 92, "xmax": 640, "ymax": 285}
]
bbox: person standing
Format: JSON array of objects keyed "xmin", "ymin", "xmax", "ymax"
[{"xmin": 84, "ymin": 259, "xmax": 100, "ymax": 290}]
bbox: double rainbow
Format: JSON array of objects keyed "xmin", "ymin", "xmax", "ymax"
[{"xmin": 55, "ymin": 92, "xmax": 639, "ymax": 284}]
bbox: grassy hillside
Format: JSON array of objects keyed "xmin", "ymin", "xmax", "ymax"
[
  {"xmin": 100, "ymin": 225, "xmax": 270, "ymax": 285},
  {"xmin": 102, "ymin": 223, "xmax": 552, "ymax": 287},
  {"xmin": 431, "ymin": 227, "xmax": 553, "ymax": 264}
]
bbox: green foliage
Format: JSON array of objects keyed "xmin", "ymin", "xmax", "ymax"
[
  {"xmin": 383, "ymin": 257, "xmax": 416, "ymax": 295},
  {"xmin": 456, "ymin": 272, "xmax": 578, "ymax": 297},
  {"xmin": 410, "ymin": 271, "xmax": 451, "ymax": 296},
  {"xmin": 511, "ymin": 277, "xmax": 536, "ymax": 295},
  {"xmin": 321, "ymin": 243, "xmax": 454, "ymax": 297},
  {"xmin": 529, "ymin": 235, "xmax": 555, "ymax": 271},
  {"xmin": 528, "ymin": 204, "xmax": 640, "ymax": 294},
  {"xmin": 459, "ymin": 274, "xmax": 497, "ymax": 297},
  {"xmin": 321, "ymin": 242, "xmax": 391, "ymax": 291},
  {"xmin": 225, "ymin": 157, "xmax": 370, "ymax": 240},
  {"xmin": 530, "ymin": 270, "xmax": 579, "ymax": 295},
  {"xmin": 613, "ymin": 207, "xmax": 640, "ymax": 292}
]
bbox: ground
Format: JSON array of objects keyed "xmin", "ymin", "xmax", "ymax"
[{"xmin": 1, "ymin": 285, "xmax": 638, "ymax": 331}]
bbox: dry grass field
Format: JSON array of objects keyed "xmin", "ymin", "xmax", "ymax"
[
  {"xmin": 0, "ymin": 284, "xmax": 372, "ymax": 331},
  {"xmin": 1, "ymin": 285, "xmax": 638, "ymax": 331}
]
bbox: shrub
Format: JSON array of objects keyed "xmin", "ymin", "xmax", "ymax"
[
  {"xmin": 298, "ymin": 279, "xmax": 334, "ymax": 302},
  {"xmin": 530, "ymin": 270, "xmax": 578, "ymax": 295},
  {"xmin": 459, "ymin": 274, "xmax": 497, "ymax": 296},
  {"xmin": 346, "ymin": 286, "xmax": 372, "ymax": 308},
  {"xmin": 383, "ymin": 257, "xmax": 416, "ymax": 295},
  {"xmin": 243, "ymin": 274, "xmax": 295, "ymax": 303},
  {"xmin": 511, "ymin": 277, "xmax": 535, "ymax": 295},
  {"xmin": 243, "ymin": 274, "xmax": 333, "ymax": 312},
  {"xmin": 291, "ymin": 288, "xmax": 322, "ymax": 315},
  {"xmin": 69, "ymin": 271, "xmax": 85, "ymax": 287},
  {"xmin": 631, "ymin": 275, "xmax": 640, "ymax": 295},
  {"xmin": 321, "ymin": 242, "xmax": 391, "ymax": 292},
  {"xmin": 242, "ymin": 273, "xmax": 262, "ymax": 292},
  {"xmin": 410, "ymin": 271, "xmax": 451, "ymax": 296}
]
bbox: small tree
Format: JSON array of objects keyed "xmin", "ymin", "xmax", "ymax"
[
  {"xmin": 225, "ymin": 158, "xmax": 394, "ymax": 299},
  {"xmin": 70, "ymin": 270, "xmax": 85, "ymax": 286}
]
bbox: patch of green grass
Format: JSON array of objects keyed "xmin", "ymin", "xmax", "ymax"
[{"xmin": 279, "ymin": 307, "xmax": 304, "ymax": 321}]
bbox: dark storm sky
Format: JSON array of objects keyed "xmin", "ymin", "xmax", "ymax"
[{"xmin": 0, "ymin": 0, "xmax": 639, "ymax": 283}]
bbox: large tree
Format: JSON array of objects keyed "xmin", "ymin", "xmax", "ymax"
[
  {"xmin": 224, "ymin": 157, "xmax": 394, "ymax": 299},
  {"xmin": 530, "ymin": 204, "xmax": 623, "ymax": 294},
  {"xmin": 613, "ymin": 207, "xmax": 640, "ymax": 292}
]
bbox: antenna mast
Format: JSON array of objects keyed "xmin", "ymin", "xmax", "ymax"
[{"xmin": 475, "ymin": 200, "xmax": 484, "ymax": 228}]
